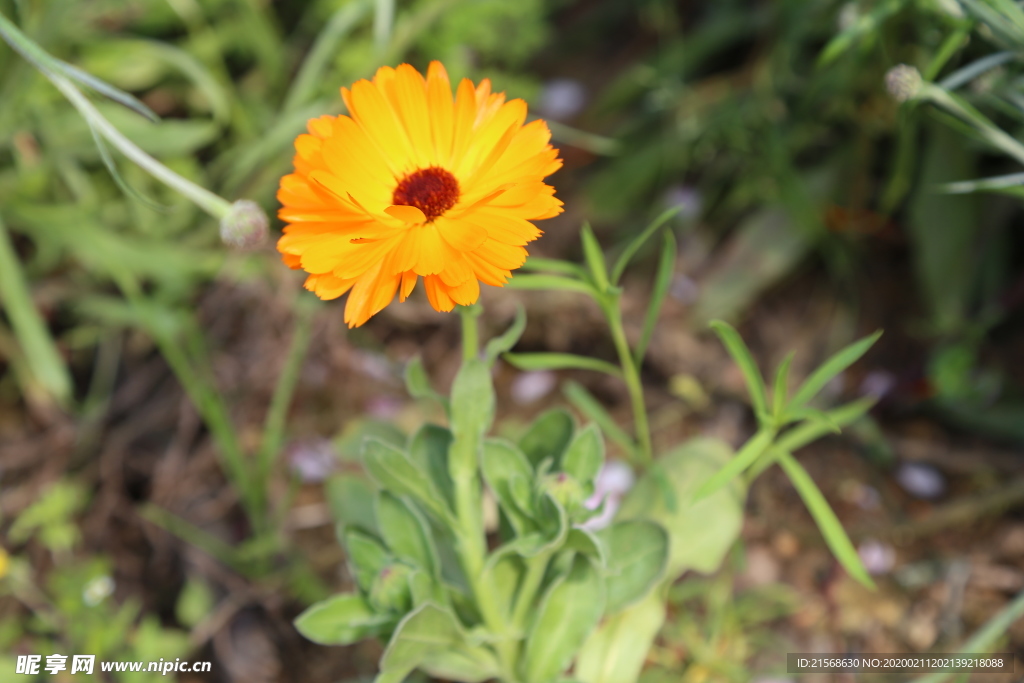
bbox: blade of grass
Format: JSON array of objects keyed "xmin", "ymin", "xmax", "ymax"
[
  {"xmin": 789, "ymin": 331, "xmax": 881, "ymax": 409},
  {"xmin": 776, "ymin": 450, "xmax": 875, "ymax": 589},
  {"xmin": 709, "ymin": 320, "xmax": 769, "ymax": 421},
  {"xmin": 610, "ymin": 207, "xmax": 680, "ymax": 285},
  {"xmin": 0, "ymin": 213, "xmax": 72, "ymax": 404},
  {"xmin": 504, "ymin": 352, "xmax": 623, "ymax": 378},
  {"xmin": 633, "ymin": 229, "xmax": 676, "ymax": 366}
]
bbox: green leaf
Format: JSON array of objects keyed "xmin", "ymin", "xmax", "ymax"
[
  {"xmin": 482, "ymin": 439, "xmax": 538, "ymax": 535},
  {"xmin": 344, "ymin": 529, "xmax": 392, "ymax": 593},
  {"xmin": 618, "ymin": 438, "xmax": 745, "ymax": 578},
  {"xmin": 175, "ymin": 577, "xmax": 215, "ymax": 629},
  {"xmin": 375, "ymin": 604, "xmax": 496, "ymax": 683},
  {"xmin": 709, "ymin": 320, "xmax": 769, "ymax": 421},
  {"xmin": 816, "ymin": 0, "xmax": 906, "ymax": 66},
  {"xmin": 611, "ymin": 206, "xmax": 680, "ymax": 285},
  {"xmin": 522, "ymin": 256, "xmax": 589, "ymax": 279},
  {"xmin": 505, "ymin": 352, "xmax": 622, "ymax": 378},
  {"xmin": 506, "ymin": 273, "xmax": 598, "ymax": 296},
  {"xmin": 523, "ymin": 555, "xmax": 607, "ymax": 683},
  {"xmin": 789, "ymin": 331, "xmax": 882, "ymax": 409},
  {"xmin": 633, "ymin": 229, "xmax": 676, "ymax": 365},
  {"xmin": 519, "ymin": 408, "xmax": 576, "ymax": 470},
  {"xmin": 407, "ymin": 424, "xmax": 455, "ymax": 507},
  {"xmin": 296, "ymin": 593, "xmax": 394, "ymax": 645},
  {"xmin": 580, "ymin": 223, "xmax": 610, "ymax": 292},
  {"xmin": 562, "ymin": 423, "xmax": 604, "ymax": 487},
  {"xmin": 563, "ymin": 381, "xmax": 637, "ymax": 458},
  {"xmin": 597, "ymin": 521, "xmax": 668, "ymax": 614},
  {"xmin": 0, "ymin": 215, "xmax": 73, "ymax": 404},
  {"xmin": 420, "ymin": 646, "xmax": 502, "ymax": 683},
  {"xmin": 776, "ymin": 451, "xmax": 874, "ymax": 589},
  {"xmin": 575, "ymin": 585, "xmax": 666, "ymax": 683},
  {"xmin": 565, "ymin": 528, "xmax": 607, "ymax": 569},
  {"xmin": 362, "ymin": 438, "xmax": 454, "ymax": 525},
  {"xmin": 404, "ymin": 356, "xmax": 444, "ymax": 404},
  {"xmin": 376, "ymin": 492, "xmax": 439, "ymax": 577},
  {"xmin": 485, "ymin": 305, "xmax": 527, "ymax": 364},
  {"xmin": 693, "ymin": 427, "xmax": 774, "ymax": 502},
  {"xmin": 481, "ymin": 552, "xmax": 524, "ymax": 621},
  {"xmin": 325, "ymin": 474, "xmax": 378, "ymax": 533},
  {"xmin": 489, "ymin": 491, "xmax": 569, "ymax": 563},
  {"xmin": 772, "ymin": 351, "xmax": 795, "ymax": 420}
]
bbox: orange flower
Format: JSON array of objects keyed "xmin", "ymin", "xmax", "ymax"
[{"xmin": 277, "ymin": 61, "xmax": 563, "ymax": 327}]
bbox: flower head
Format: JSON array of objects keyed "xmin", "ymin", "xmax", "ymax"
[{"xmin": 277, "ymin": 62, "xmax": 563, "ymax": 327}]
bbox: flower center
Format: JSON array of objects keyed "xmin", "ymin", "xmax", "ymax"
[{"xmin": 392, "ymin": 167, "xmax": 460, "ymax": 221}]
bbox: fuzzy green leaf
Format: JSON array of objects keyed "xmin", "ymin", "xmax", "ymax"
[
  {"xmin": 295, "ymin": 593, "xmax": 394, "ymax": 645},
  {"xmin": 523, "ymin": 555, "xmax": 607, "ymax": 683}
]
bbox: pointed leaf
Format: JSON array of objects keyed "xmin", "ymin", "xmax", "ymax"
[
  {"xmin": 408, "ymin": 424, "xmax": 455, "ymax": 507},
  {"xmin": 362, "ymin": 438, "xmax": 453, "ymax": 525},
  {"xmin": 523, "ymin": 555, "xmax": 606, "ymax": 683},
  {"xmin": 580, "ymin": 223, "xmax": 610, "ymax": 292},
  {"xmin": 376, "ymin": 492, "xmax": 439, "ymax": 577},
  {"xmin": 295, "ymin": 593, "xmax": 394, "ymax": 645},
  {"xmin": 776, "ymin": 450, "xmax": 875, "ymax": 589},
  {"xmin": 611, "ymin": 206, "xmax": 680, "ymax": 285},
  {"xmin": 482, "ymin": 439, "xmax": 538, "ymax": 535},
  {"xmin": 633, "ymin": 229, "xmax": 676, "ymax": 365},
  {"xmin": 562, "ymin": 423, "xmax": 604, "ymax": 486},
  {"xmin": 789, "ymin": 331, "xmax": 882, "ymax": 409},
  {"xmin": 575, "ymin": 586, "xmax": 666, "ymax": 683},
  {"xmin": 506, "ymin": 273, "xmax": 598, "ymax": 296},
  {"xmin": 485, "ymin": 305, "xmax": 527, "ymax": 364},
  {"xmin": 519, "ymin": 408, "xmax": 576, "ymax": 469},
  {"xmin": 709, "ymin": 320, "xmax": 769, "ymax": 420},
  {"xmin": 505, "ymin": 352, "xmax": 622, "ymax": 378},
  {"xmin": 343, "ymin": 529, "xmax": 392, "ymax": 593}
]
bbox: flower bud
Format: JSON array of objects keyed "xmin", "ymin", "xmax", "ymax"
[
  {"xmin": 219, "ymin": 199, "xmax": 269, "ymax": 249},
  {"xmin": 885, "ymin": 64, "xmax": 923, "ymax": 103}
]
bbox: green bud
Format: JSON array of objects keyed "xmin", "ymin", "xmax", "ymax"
[
  {"xmin": 219, "ymin": 199, "xmax": 269, "ymax": 249},
  {"xmin": 369, "ymin": 562, "xmax": 414, "ymax": 614}
]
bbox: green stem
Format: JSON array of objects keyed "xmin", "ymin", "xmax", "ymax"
[
  {"xmin": 451, "ymin": 304, "xmax": 516, "ymax": 675},
  {"xmin": 460, "ymin": 305, "xmax": 480, "ymax": 361},
  {"xmin": 510, "ymin": 551, "xmax": 550, "ymax": 629},
  {"xmin": 0, "ymin": 12, "xmax": 232, "ymax": 220},
  {"xmin": 602, "ymin": 296, "xmax": 653, "ymax": 467}
]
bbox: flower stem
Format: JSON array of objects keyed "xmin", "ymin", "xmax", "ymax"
[
  {"xmin": 459, "ymin": 305, "xmax": 481, "ymax": 361},
  {"xmin": 601, "ymin": 295, "xmax": 653, "ymax": 467},
  {"xmin": 0, "ymin": 12, "xmax": 233, "ymax": 221}
]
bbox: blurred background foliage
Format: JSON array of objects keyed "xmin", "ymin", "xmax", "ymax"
[{"xmin": 2, "ymin": 0, "xmax": 1024, "ymax": 680}]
